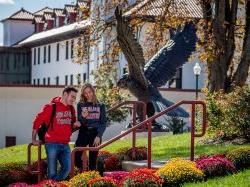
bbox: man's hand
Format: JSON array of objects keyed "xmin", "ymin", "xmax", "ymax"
[
  {"xmin": 82, "ymin": 108, "xmax": 89, "ymax": 118},
  {"xmin": 32, "ymin": 129, "xmax": 40, "ymax": 146},
  {"xmin": 73, "ymin": 121, "xmax": 81, "ymax": 128},
  {"xmin": 32, "ymin": 140, "xmax": 41, "ymax": 146},
  {"xmin": 93, "ymin": 136, "xmax": 101, "ymax": 147}
]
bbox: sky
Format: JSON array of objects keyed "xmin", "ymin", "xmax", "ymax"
[{"xmin": 0, "ymin": 0, "xmax": 77, "ymax": 46}]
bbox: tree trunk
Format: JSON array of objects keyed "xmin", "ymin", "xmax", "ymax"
[
  {"xmin": 205, "ymin": 0, "xmax": 238, "ymax": 92},
  {"xmin": 208, "ymin": 0, "xmax": 227, "ymax": 92},
  {"xmin": 233, "ymin": 0, "xmax": 250, "ymax": 86}
]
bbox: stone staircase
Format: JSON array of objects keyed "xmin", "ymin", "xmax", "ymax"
[{"xmin": 121, "ymin": 160, "xmax": 168, "ymax": 172}]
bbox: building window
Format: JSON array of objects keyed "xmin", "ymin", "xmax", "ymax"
[
  {"xmin": 47, "ymin": 77, "xmax": 50, "ymax": 85},
  {"xmin": 5, "ymin": 136, "xmax": 16, "ymax": 147},
  {"xmin": 43, "ymin": 46, "xmax": 46, "ymax": 63},
  {"xmin": 6, "ymin": 56, "xmax": 9, "ymax": 70},
  {"xmin": 77, "ymin": 73, "xmax": 81, "ymax": 85},
  {"xmin": 17, "ymin": 54, "xmax": 21, "ymax": 69},
  {"xmin": 83, "ymin": 73, "xmax": 87, "ymax": 82},
  {"xmin": 56, "ymin": 43, "xmax": 60, "ymax": 61},
  {"xmin": 14, "ymin": 55, "xmax": 17, "ymax": 69},
  {"xmin": 71, "ymin": 40, "xmax": 74, "ymax": 58},
  {"xmin": 65, "ymin": 75, "xmax": 68, "ymax": 85},
  {"xmin": 66, "ymin": 41, "xmax": 69, "ymax": 59},
  {"xmin": 48, "ymin": 45, "xmax": 51, "ymax": 63},
  {"xmin": 33, "ymin": 79, "xmax": 36, "ymax": 85},
  {"xmin": 38, "ymin": 47, "xmax": 40, "ymax": 64},
  {"xmin": 34, "ymin": 48, "xmax": 36, "ymax": 65},
  {"xmin": 22, "ymin": 54, "xmax": 26, "ymax": 67},
  {"xmin": 176, "ymin": 67, "xmax": 182, "ymax": 89},
  {"xmin": 37, "ymin": 79, "xmax": 40, "ymax": 85},
  {"xmin": 56, "ymin": 76, "xmax": 59, "ymax": 85},
  {"xmin": 43, "ymin": 78, "xmax": 46, "ymax": 85},
  {"xmin": 168, "ymin": 67, "xmax": 182, "ymax": 89},
  {"xmin": 0, "ymin": 59, "xmax": 3, "ymax": 71},
  {"xmin": 26, "ymin": 57, "xmax": 30, "ymax": 67},
  {"xmin": 70, "ymin": 74, "xmax": 73, "ymax": 85}
]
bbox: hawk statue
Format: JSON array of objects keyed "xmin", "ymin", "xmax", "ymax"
[{"xmin": 115, "ymin": 6, "xmax": 197, "ymax": 125}]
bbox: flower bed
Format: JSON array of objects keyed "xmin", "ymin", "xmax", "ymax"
[
  {"xmin": 104, "ymin": 155, "xmax": 122, "ymax": 171},
  {"xmin": 88, "ymin": 177, "xmax": 117, "ymax": 187},
  {"xmin": 104, "ymin": 171, "xmax": 130, "ymax": 186},
  {"xmin": 123, "ymin": 168, "xmax": 163, "ymax": 187},
  {"xmin": 7, "ymin": 182, "xmax": 29, "ymax": 187},
  {"xmin": 156, "ymin": 158, "xmax": 204, "ymax": 187},
  {"xmin": 196, "ymin": 155, "xmax": 236, "ymax": 178},
  {"xmin": 31, "ymin": 180, "xmax": 67, "ymax": 187},
  {"xmin": 5, "ymin": 146, "xmax": 250, "ymax": 187},
  {"xmin": 69, "ymin": 171, "xmax": 101, "ymax": 187},
  {"xmin": 0, "ymin": 162, "xmax": 36, "ymax": 186}
]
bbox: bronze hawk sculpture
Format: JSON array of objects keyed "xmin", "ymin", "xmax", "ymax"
[{"xmin": 115, "ymin": 6, "xmax": 197, "ymax": 125}]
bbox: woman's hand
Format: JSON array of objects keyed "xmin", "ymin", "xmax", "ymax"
[
  {"xmin": 73, "ymin": 121, "xmax": 81, "ymax": 128},
  {"xmin": 93, "ymin": 136, "xmax": 101, "ymax": 147},
  {"xmin": 82, "ymin": 108, "xmax": 89, "ymax": 118}
]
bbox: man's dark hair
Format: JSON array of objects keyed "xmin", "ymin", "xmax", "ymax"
[{"xmin": 63, "ymin": 86, "xmax": 78, "ymax": 94}]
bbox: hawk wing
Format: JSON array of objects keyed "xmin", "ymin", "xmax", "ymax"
[
  {"xmin": 115, "ymin": 6, "xmax": 148, "ymax": 89},
  {"xmin": 144, "ymin": 23, "xmax": 197, "ymax": 87}
]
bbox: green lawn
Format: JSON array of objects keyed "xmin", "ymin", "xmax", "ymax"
[
  {"xmin": 183, "ymin": 169, "xmax": 250, "ymax": 187},
  {"xmin": 0, "ymin": 133, "xmax": 249, "ymax": 164}
]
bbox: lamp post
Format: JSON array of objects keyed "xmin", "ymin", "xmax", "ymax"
[{"xmin": 193, "ymin": 62, "xmax": 201, "ymax": 100}]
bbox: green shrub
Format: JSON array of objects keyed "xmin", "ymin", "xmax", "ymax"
[
  {"xmin": 204, "ymin": 86, "xmax": 250, "ymax": 141},
  {"xmin": 0, "ymin": 162, "xmax": 36, "ymax": 186},
  {"xmin": 156, "ymin": 158, "xmax": 204, "ymax": 187},
  {"xmin": 125, "ymin": 146, "xmax": 147, "ymax": 161},
  {"xmin": 168, "ymin": 117, "xmax": 186, "ymax": 134},
  {"xmin": 226, "ymin": 147, "xmax": 250, "ymax": 170}
]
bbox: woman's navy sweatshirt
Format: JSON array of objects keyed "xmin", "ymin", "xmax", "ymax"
[{"xmin": 77, "ymin": 101, "xmax": 107, "ymax": 138}]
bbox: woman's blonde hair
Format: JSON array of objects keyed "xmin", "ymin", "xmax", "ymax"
[{"xmin": 80, "ymin": 83, "xmax": 98, "ymax": 104}]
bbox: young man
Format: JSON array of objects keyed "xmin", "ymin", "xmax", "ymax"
[{"xmin": 32, "ymin": 86, "xmax": 81, "ymax": 181}]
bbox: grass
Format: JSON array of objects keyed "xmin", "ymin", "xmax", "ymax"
[
  {"xmin": 183, "ymin": 169, "xmax": 250, "ymax": 187},
  {"xmin": 0, "ymin": 133, "xmax": 249, "ymax": 164}
]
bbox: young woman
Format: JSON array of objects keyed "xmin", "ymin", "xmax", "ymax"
[{"xmin": 74, "ymin": 83, "xmax": 107, "ymax": 170}]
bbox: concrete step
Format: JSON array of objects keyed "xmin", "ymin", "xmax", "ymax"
[{"xmin": 122, "ymin": 160, "xmax": 168, "ymax": 172}]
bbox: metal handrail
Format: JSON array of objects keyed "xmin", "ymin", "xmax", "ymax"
[
  {"xmin": 27, "ymin": 143, "xmax": 42, "ymax": 182},
  {"xmin": 70, "ymin": 100, "xmax": 207, "ymax": 175}
]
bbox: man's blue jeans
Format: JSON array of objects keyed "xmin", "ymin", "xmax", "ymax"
[{"xmin": 45, "ymin": 143, "xmax": 71, "ymax": 181}]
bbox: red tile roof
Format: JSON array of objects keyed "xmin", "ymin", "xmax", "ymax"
[
  {"xmin": 77, "ymin": 0, "xmax": 90, "ymax": 8},
  {"xmin": 34, "ymin": 7, "xmax": 53, "ymax": 16},
  {"xmin": 3, "ymin": 8, "xmax": 34, "ymax": 21},
  {"xmin": 43, "ymin": 12, "xmax": 54, "ymax": 21},
  {"xmin": 64, "ymin": 4, "xmax": 77, "ymax": 13},
  {"xmin": 124, "ymin": 0, "xmax": 203, "ymax": 19},
  {"xmin": 53, "ymin": 8, "xmax": 65, "ymax": 17},
  {"xmin": 33, "ymin": 15, "xmax": 44, "ymax": 23}
]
